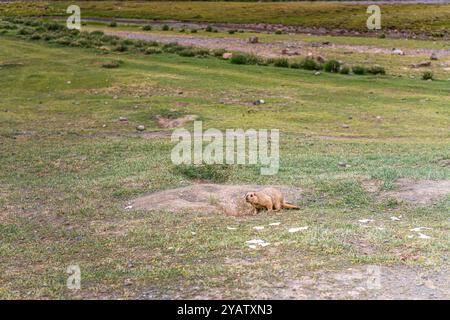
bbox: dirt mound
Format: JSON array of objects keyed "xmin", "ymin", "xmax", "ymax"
[
  {"xmin": 155, "ymin": 115, "xmax": 197, "ymax": 128},
  {"xmin": 131, "ymin": 184, "xmax": 303, "ymax": 215},
  {"xmin": 383, "ymin": 179, "xmax": 450, "ymax": 204}
]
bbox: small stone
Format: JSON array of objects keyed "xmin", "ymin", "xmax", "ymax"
[
  {"xmin": 124, "ymin": 279, "xmax": 133, "ymax": 286},
  {"xmin": 338, "ymin": 162, "xmax": 348, "ymax": 168},
  {"xmin": 119, "ymin": 117, "xmax": 128, "ymax": 122},
  {"xmin": 222, "ymin": 52, "xmax": 233, "ymax": 60},
  {"xmin": 342, "ymin": 124, "xmax": 349, "ymax": 129},
  {"xmin": 430, "ymin": 53, "xmax": 438, "ymax": 61},
  {"xmin": 253, "ymin": 99, "xmax": 265, "ymax": 105},
  {"xmin": 314, "ymin": 71, "xmax": 321, "ymax": 76},
  {"xmin": 248, "ymin": 36, "xmax": 259, "ymax": 44},
  {"xmin": 102, "ymin": 124, "xmax": 107, "ymax": 128},
  {"xmin": 136, "ymin": 125, "xmax": 146, "ymax": 131},
  {"xmin": 67, "ymin": 80, "xmax": 71, "ymax": 84},
  {"xmin": 392, "ymin": 48, "xmax": 404, "ymax": 55}
]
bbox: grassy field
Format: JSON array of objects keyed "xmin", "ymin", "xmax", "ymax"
[
  {"xmin": 81, "ymin": 21, "xmax": 450, "ymax": 78},
  {"xmin": 0, "ymin": 17, "xmax": 449, "ymax": 299},
  {"xmin": 1, "ymin": 1, "xmax": 450, "ymax": 34}
]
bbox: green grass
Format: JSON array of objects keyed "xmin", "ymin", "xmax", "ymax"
[
  {"xmin": 0, "ymin": 27, "xmax": 449, "ymax": 298},
  {"xmin": 1, "ymin": 1, "xmax": 450, "ymax": 35}
]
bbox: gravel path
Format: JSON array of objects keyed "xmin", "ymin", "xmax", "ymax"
[{"xmin": 104, "ymin": 30, "xmax": 450, "ymax": 58}]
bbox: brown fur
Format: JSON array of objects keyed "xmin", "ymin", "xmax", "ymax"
[{"xmin": 245, "ymin": 187, "xmax": 299, "ymax": 214}]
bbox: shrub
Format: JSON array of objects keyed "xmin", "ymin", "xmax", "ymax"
[
  {"xmin": 228, "ymin": 29, "xmax": 236, "ymax": 34},
  {"xmin": 179, "ymin": 28, "xmax": 185, "ymax": 33},
  {"xmin": 212, "ymin": 48, "xmax": 226, "ymax": 57},
  {"xmin": 162, "ymin": 24, "xmax": 170, "ymax": 31},
  {"xmin": 109, "ymin": 21, "xmax": 117, "ymax": 27},
  {"xmin": 101, "ymin": 60, "xmax": 120, "ymax": 68},
  {"xmin": 339, "ymin": 66, "xmax": 350, "ymax": 74},
  {"xmin": 113, "ymin": 44, "xmax": 128, "ymax": 52},
  {"xmin": 142, "ymin": 25, "xmax": 152, "ymax": 31},
  {"xmin": 54, "ymin": 36, "xmax": 72, "ymax": 45},
  {"xmin": 352, "ymin": 65, "xmax": 366, "ymax": 75},
  {"xmin": 367, "ymin": 65, "xmax": 386, "ymax": 75},
  {"xmin": 90, "ymin": 30, "xmax": 104, "ymax": 37},
  {"xmin": 17, "ymin": 28, "xmax": 32, "ymax": 35},
  {"xmin": 190, "ymin": 29, "xmax": 197, "ymax": 33},
  {"xmin": 30, "ymin": 33, "xmax": 41, "ymax": 40},
  {"xmin": 46, "ymin": 22, "xmax": 64, "ymax": 31},
  {"xmin": 275, "ymin": 29, "xmax": 283, "ymax": 35},
  {"xmin": 178, "ymin": 48, "xmax": 196, "ymax": 57},
  {"xmin": 162, "ymin": 42, "xmax": 185, "ymax": 53},
  {"xmin": 144, "ymin": 47, "xmax": 162, "ymax": 54},
  {"xmin": 323, "ymin": 59, "xmax": 341, "ymax": 73},
  {"xmin": 422, "ymin": 71, "xmax": 434, "ymax": 80},
  {"xmin": 273, "ymin": 58, "xmax": 290, "ymax": 68},
  {"xmin": 230, "ymin": 53, "xmax": 260, "ymax": 65},
  {"xmin": 299, "ymin": 58, "xmax": 321, "ymax": 70},
  {"xmin": 290, "ymin": 62, "xmax": 301, "ymax": 69},
  {"xmin": 205, "ymin": 25, "xmax": 213, "ymax": 32}
]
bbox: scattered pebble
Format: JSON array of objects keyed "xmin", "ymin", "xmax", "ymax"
[
  {"xmin": 227, "ymin": 227, "xmax": 237, "ymax": 230},
  {"xmin": 418, "ymin": 233, "xmax": 432, "ymax": 239},
  {"xmin": 410, "ymin": 227, "xmax": 432, "ymax": 232},
  {"xmin": 342, "ymin": 124, "xmax": 350, "ymax": 129},
  {"xmin": 358, "ymin": 219, "xmax": 374, "ymax": 224},
  {"xmin": 390, "ymin": 216, "xmax": 401, "ymax": 221},
  {"xmin": 253, "ymin": 226, "xmax": 265, "ymax": 231},
  {"xmin": 125, "ymin": 205, "xmax": 133, "ymax": 210},
  {"xmin": 119, "ymin": 117, "xmax": 128, "ymax": 122},
  {"xmin": 253, "ymin": 99, "xmax": 265, "ymax": 105},
  {"xmin": 288, "ymin": 226, "xmax": 308, "ymax": 233},
  {"xmin": 136, "ymin": 125, "xmax": 145, "ymax": 131},
  {"xmin": 269, "ymin": 222, "xmax": 281, "ymax": 226},
  {"xmin": 246, "ymin": 239, "xmax": 270, "ymax": 248}
]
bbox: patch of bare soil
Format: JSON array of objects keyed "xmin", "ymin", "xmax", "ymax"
[
  {"xmin": 259, "ymin": 265, "xmax": 450, "ymax": 299},
  {"xmin": 382, "ymin": 179, "xmax": 450, "ymax": 204},
  {"xmin": 131, "ymin": 184, "xmax": 303, "ymax": 215},
  {"xmin": 139, "ymin": 265, "xmax": 449, "ymax": 299},
  {"xmin": 155, "ymin": 114, "xmax": 198, "ymax": 128}
]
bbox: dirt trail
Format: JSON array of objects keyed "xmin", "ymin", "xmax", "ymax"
[
  {"xmin": 103, "ymin": 29, "xmax": 450, "ymax": 59},
  {"xmin": 140, "ymin": 264, "xmax": 450, "ymax": 299}
]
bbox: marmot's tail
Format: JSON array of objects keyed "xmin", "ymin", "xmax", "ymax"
[{"xmin": 282, "ymin": 203, "xmax": 299, "ymax": 209}]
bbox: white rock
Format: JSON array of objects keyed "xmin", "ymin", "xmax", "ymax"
[
  {"xmin": 418, "ymin": 233, "xmax": 432, "ymax": 239},
  {"xmin": 253, "ymin": 226, "xmax": 265, "ymax": 230},
  {"xmin": 269, "ymin": 222, "xmax": 281, "ymax": 226},
  {"xmin": 288, "ymin": 226, "xmax": 308, "ymax": 233},
  {"xmin": 410, "ymin": 227, "xmax": 432, "ymax": 232},
  {"xmin": 246, "ymin": 239, "xmax": 266, "ymax": 244},
  {"xmin": 390, "ymin": 216, "xmax": 401, "ymax": 221},
  {"xmin": 227, "ymin": 227, "xmax": 237, "ymax": 230},
  {"xmin": 358, "ymin": 219, "xmax": 374, "ymax": 223}
]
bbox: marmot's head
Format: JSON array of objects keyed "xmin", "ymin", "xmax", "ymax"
[{"xmin": 245, "ymin": 192, "xmax": 258, "ymax": 205}]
